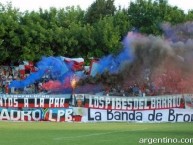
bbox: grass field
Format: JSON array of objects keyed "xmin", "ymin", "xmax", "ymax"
[{"xmin": 0, "ymin": 122, "xmax": 192, "ymax": 145}]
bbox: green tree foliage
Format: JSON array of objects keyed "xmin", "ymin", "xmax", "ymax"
[
  {"xmin": 185, "ymin": 10, "xmax": 193, "ymax": 21},
  {"xmin": 85, "ymin": 0, "xmax": 116, "ymax": 24},
  {"xmin": 128, "ymin": 0, "xmax": 186, "ymax": 35},
  {"xmin": 19, "ymin": 10, "xmax": 53, "ymax": 61},
  {"xmin": 0, "ymin": 2, "xmax": 21, "ymax": 63},
  {"xmin": 92, "ymin": 16, "xmax": 121, "ymax": 57},
  {"xmin": 0, "ymin": 0, "xmax": 192, "ymax": 64},
  {"xmin": 113, "ymin": 8, "xmax": 131, "ymax": 39}
]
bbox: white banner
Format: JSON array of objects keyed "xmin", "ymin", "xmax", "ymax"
[
  {"xmin": 87, "ymin": 108, "xmax": 193, "ymax": 122},
  {"xmin": 1, "ymin": 94, "xmax": 193, "ymax": 122}
]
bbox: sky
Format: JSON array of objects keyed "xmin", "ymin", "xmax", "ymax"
[
  {"xmin": 0, "ymin": 0, "xmax": 193, "ymax": 13},
  {"xmin": 0, "ymin": 0, "xmax": 130, "ymax": 11}
]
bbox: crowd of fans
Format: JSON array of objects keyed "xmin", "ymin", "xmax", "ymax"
[
  {"xmin": 104, "ymin": 82, "xmax": 157, "ymax": 97},
  {"xmin": 0, "ymin": 64, "xmax": 186, "ymax": 96},
  {"xmin": 103, "ymin": 72, "xmax": 187, "ymax": 97},
  {"xmin": 0, "ymin": 65, "xmax": 48, "ymax": 94}
]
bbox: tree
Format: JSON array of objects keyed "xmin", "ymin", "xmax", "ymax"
[
  {"xmin": 0, "ymin": 0, "xmax": 191, "ymax": 65},
  {"xmin": 0, "ymin": 2, "xmax": 21, "ymax": 63},
  {"xmin": 19, "ymin": 10, "xmax": 53, "ymax": 61},
  {"xmin": 113, "ymin": 8, "xmax": 131, "ymax": 40},
  {"xmin": 163, "ymin": 6, "xmax": 185, "ymax": 25},
  {"xmin": 52, "ymin": 7, "xmax": 85, "ymax": 57},
  {"xmin": 185, "ymin": 10, "xmax": 193, "ymax": 21},
  {"xmin": 91, "ymin": 16, "xmax": 121, "ymax": 58},
  {"xmin": 128, "ymin": 0, "xmax": 186, "ymax": 35},
  {"xmin": 85, "ymin": 0, "xmax": 116, "ymax": 24}
]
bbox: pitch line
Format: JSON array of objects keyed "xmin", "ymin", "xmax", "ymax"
[{"xmin": 53, "ymin": 128, "xmax": 147, "ymax": 140}]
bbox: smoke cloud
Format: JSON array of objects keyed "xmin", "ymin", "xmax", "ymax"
[
  {"xmin": 9, "ymin": 57, "xmax": 70, "ymax": 88},
  {"xmin": 79, "ymin": 22, "xmax": 193, "ymax": 94},
  {"xmin": 9, "ymin": 22, "xmax": 193, "ymax": 95}
]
